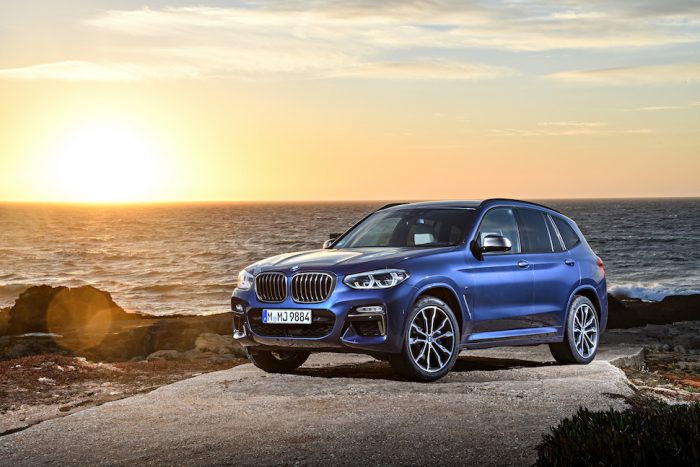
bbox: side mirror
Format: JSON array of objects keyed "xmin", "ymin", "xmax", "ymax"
[
  {"xmin": 323, "ymin": 233, "xmax": 341, "ymax": 249},
  {"xmin": 480, "ymin": 234, "xmax": 511, "ymax": 253}
]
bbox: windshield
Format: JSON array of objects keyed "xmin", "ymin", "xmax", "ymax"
[{"xmin": 335, "ymin": 208, "xmax": 475, "ymax": 248}]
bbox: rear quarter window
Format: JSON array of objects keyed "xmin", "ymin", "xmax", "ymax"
[{"xmin": 552, "ymin": 216, "xmax": 581, "ymax": 250}]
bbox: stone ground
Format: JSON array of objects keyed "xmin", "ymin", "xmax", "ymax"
[
  {"xmin": 0, "ymin": 355, "xmax": 247, "ymax": 435},
  {"xmin": 0, "ymin": 345, "xmax": 641, "ymax": 466}
]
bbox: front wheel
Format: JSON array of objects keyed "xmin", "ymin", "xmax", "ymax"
[
  {"xmin": 549, "ymin": 295, "xmax": 599, "ymax": 364},
  {"xmin": 389, "ymin": 296, "xmax": 460, "ymax": 382},
  {"xmin": 247, "ymin": 349, "xmax": 310, "ymax": 373}
]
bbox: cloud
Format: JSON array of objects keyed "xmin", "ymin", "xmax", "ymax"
[
  {"xmin": 623, "ymin": 100, "xmax": 700, "ymax": 111},
  {"xmin": 1, "ymin": 1, "xmax": 699, "ymax": 81},
  {"xmin": 88, "ymin": 3, "xmax": 699, "ymax": 52},
  {"xmin": 547, "ymin": 63, "xmax": 700, "ymax": 85},
  {"xmin": 0, "ymin": 60, "xmax": 198, "ymax": 81},
  {"xmin": 333, "ymin": 61, "xmax": 516, "ymax": 80},
  {"xmin": 538, "ymin": 121, "xmax": 607, "ymax": 128},
  {"xmin": 490, "ymin": 122, "xmax": 653, "ymax": 136}
]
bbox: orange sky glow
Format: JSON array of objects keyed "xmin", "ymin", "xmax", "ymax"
[{"xmin": 0, "ymin": 1, "xmax": 698, "ymax": 203}]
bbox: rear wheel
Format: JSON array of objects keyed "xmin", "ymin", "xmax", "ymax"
[
  {"xmin": 389, "ymin": 296, "xmax": 460, "ymax": 382},
  {"xmin": 247, "ymin": 349, "xmax": 310, "ymax": 373},
  {"xmin": 549, "ymin": 295, "xmax": 599, "ymax": 364}
]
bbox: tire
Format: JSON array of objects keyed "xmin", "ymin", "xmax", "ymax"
[
  {"xmin": 389, "ymin": 296, "xmax": 460, "ymax": 382},
  {"xmin": 549, "ymin": 295, "xmax": 599, "ymax": 364},
  {"xmin": 247, "ymin": 349, "xmax": 310, "ymax": 373}
]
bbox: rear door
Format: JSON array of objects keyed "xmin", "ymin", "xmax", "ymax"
[
  {"xmin": 515, "ymin": 208, "xmax": 579, "ymax": 330},
  {"xmin": 468, "ymin": 207, "xmax": 534, "ymax": 335}
]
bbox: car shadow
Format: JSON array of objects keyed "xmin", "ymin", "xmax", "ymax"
[
  {"xmin": 294, "ymin": 361, "xmax": 400, "ymax": 381},
  {"xmin": 451, "ymin": 356, "xmax": 555, "ymax": 373},
  {"xmin": 293, "ymin": 355, "xmax": 554, "ymax": 381}
]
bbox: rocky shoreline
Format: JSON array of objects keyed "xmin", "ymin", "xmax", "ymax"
[
  {"xmin": 0, "ymin": 285, "xmax": 248, "ymax": 435},
  {"xmin": 608, "ymin": 293, "xmax": 700, "ymax": 329},
  {"xmin": 0, "ymin": 284, "xmax": 698, "ymax": 436},
  {"xmin": 1, "ymin": 285, "xmax": 699, "ymax": 363},
  {"xmin": 0, "ymin": 285, "xmax": 245, "ymax": 363}
]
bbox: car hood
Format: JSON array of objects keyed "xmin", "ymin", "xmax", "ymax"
[{"xmin": 248, "ymin": 247, "xmax": 451, "ymax": 275}]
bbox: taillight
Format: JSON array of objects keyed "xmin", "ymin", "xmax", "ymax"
[{"xmin": 596, "ymin": 256, "xmax": 605, "ymax": 277}]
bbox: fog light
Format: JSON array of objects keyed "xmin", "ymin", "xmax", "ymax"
[
  {"xmin": 355, "ymin": 306, "xmax": 384, "ymax": 313},
  {"xmin": 235, "ymin": 303, "xmax": 244, "ymax": 312}
]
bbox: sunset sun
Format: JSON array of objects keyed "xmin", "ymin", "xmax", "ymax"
[{"xmin": 44, "ymin": 120, "xmax": 166, "ymax": 203}]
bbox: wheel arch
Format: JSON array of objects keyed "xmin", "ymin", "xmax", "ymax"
[
  {"xmin": 412, "ymin": 283, "xmax": 465, "ymax": 337},
  {"xmin": 566, "ymin": 285, "xmax": 602, "ymax": 323}
]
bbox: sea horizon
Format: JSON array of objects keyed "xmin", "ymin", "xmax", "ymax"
[
  {"xmin": 1, "ymin": 198, "xmax": 698, "ymax": 315},
  {"xmin": 1, "ymin": 195, "xmax": 699, "ymax": 206}
]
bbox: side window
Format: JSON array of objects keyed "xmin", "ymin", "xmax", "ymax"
[
  {"xmin": 516, "ymin": 209, "xmax": 554, "ymax": 253},
  {"xmin": 546, "ymin": 216, "xmax": 565, "ymax": 252},
  {"xmin": 552, "ymin": 216, "xmax": 581, "ymax": 250},
  {"xmin": 477, "ymin": 208, "xmax": 521, "ymax": 254}
]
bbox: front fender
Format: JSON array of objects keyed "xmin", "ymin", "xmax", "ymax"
[{"xmin": 408, "ymin": 277, "xmax": 468, "ymax": 337}]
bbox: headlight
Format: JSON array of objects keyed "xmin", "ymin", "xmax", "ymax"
[
  {"xmin": 236, "ymin": 270, "xmax": 254, "ymax": 291},
  {"xmin": 343, "ymin": 269, "xmax": 410, "ymax": 290}
]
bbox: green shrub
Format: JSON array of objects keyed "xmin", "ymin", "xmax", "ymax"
[{"xmin": 535, "ymin": 401, "xmax": 700, "ymax": 466}]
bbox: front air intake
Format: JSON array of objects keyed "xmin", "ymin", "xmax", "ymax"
[
  {"xmin": 291, "ymin": 272, "xmax": 335, "ymax": 303},
  {"xmin": 255, "ymin": 272, "xmax": 287, "ymax": 303}
]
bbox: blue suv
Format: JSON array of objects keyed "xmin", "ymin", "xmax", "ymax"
[{"xmin": 231, "ymin": 199, "xmax": 607, "ymax": 381}]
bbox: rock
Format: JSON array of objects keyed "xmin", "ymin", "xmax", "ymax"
[
  {"xmin": 208, "ymin": 354, "xmax": 242, "ymax": 364},
  {"xmin": 147, "ymin": 350, "xmax": 187, "ymax": 361},
  {"xmin": 607, "ymin": 294, "xmax": 700, "ymax": 329},
  {"xmin": 182, "ymin": 349, "xmax": 209, "ymax": 360},
  {"xmin": 146, "ymin": 348, "xmax": 220, "ymax": 362},
  {"xmin": 141, "ymin": 314, "xmax": 234, "ymax": 354},
  {"xmin": 674, "ymin": 345, "xmax": 687, "ymax": 354},
  {"xmin": 0, "ymin": 307, "xmax": 9, "ymax": 335},
  {"xmin": 676, "ymin": 361, "xmax": 700, "ymax": 371},
  {"xmin": 0, "ymin": 334, "xmax": 66, "ymax": 359},
  {"xmin": 661, "ymin": 344, "xmax": 671, "ymax": 351},
  {"xmin": 7, "ymin": 285, "xmax": 140, "ymax": 335},
  {"xmin": 195, "ymin": 333, "xmax": 245, "ymax": 357},
  {"xmin": 1, "ymin": 285, "xmax": 237, "ymax": 363}
]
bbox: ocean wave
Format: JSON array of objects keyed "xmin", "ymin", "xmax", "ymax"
[
  {"xmin": 609, "ymin": 282, "xmax": 700, "ymax": 301},
  {"xmin": 131, "ymin": 284, "xmax": 186, "ymax": 293},
  {"xmin": 0, "ymin": 283, "xmax": 31, "ymax": 302}
]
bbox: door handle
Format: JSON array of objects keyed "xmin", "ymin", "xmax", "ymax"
[
  {"xmin": 564, "ymin": 259, "xmax": 576, "ymax": 266},
  {"xmin": 517, "ymin": 260, "xmax": 529, "ymax": 269}
]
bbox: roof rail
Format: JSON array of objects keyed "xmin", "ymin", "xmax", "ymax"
[
  {"xmin": 377, "ymin": 202, "xmax": 406, "ymax": 211},
  {"xmin": 480, "ymin": 198, "xmax": 561, "ymax": 214}
]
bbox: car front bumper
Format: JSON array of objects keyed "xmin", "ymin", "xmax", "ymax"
[{"xmin": 230, "ymin": 282, "xmax": 415, "ymax": 355}]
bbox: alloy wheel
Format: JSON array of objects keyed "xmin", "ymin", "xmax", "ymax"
[
  {"xmin": 408, "ymin": 305, "xmax": 456, "ymax": 373},
  {"xmin": 572, "ymin": 303, "xmax": 598, "ymax": 359}
]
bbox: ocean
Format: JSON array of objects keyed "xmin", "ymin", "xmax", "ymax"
[{"xmin": 1, "ymin": 199, "xmax": 698, "ymax": 315}]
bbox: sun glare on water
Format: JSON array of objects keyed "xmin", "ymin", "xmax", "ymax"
[{"xmin": 44, "ymin": 120, "xmax": 166, "ymax": 203}]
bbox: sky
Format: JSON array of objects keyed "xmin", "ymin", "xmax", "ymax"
[{"xmin": 0, "ymin": 0, "xmax": 698, "ymax": 202}]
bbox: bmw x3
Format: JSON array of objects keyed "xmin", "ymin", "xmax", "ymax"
[{"xmin": 231, "ymin": 199, "xmax": 606, "ymax": 381}]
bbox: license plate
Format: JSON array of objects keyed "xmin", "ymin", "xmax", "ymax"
[{"xmin": 262, "ymin": 309, "xmax": 312, "ymax": 325}]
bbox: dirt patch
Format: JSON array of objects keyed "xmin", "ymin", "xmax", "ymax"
[
  {"xmin": 624, "ymin": 350, "xmax": 700, "ymax": 403},
  {"xmin": 0, "ymin": 354, "xmax": 247, "ymax": 435}
]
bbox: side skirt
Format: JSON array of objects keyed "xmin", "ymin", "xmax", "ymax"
[{"xmin": 461, "ymin": 326, "xmax": 563, "ymax": 350}]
